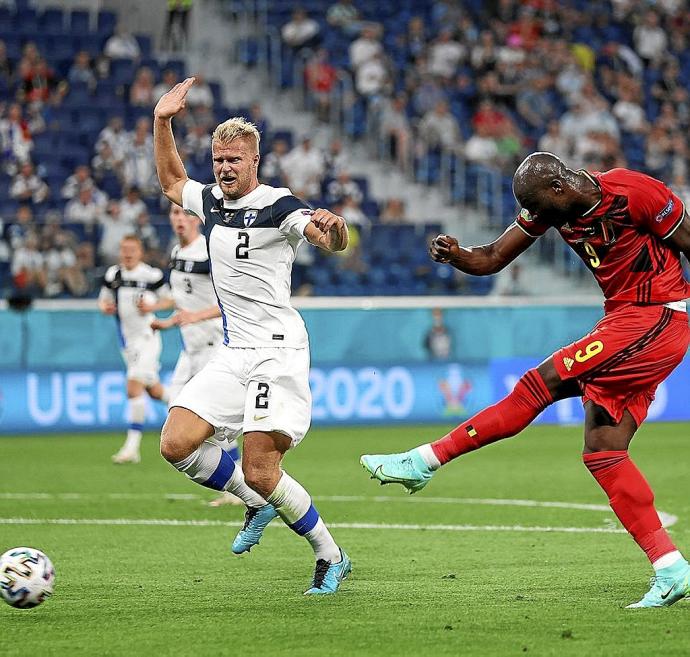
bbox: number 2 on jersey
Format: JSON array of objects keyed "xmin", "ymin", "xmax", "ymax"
[{"xmin": 236, "ymin": 231, "xmax": 250, "ymax": 259}]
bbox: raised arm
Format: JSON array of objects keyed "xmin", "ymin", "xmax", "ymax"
[
  {"xmin": 153, "ymin": 77, "xmax": 195, "ymax": 206},
  {"xmin": 430, "ymin": 223, "xmax": 535, "ymax": 276}
]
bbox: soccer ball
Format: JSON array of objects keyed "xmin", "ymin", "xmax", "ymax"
[{"xmin": 0, "ymin": 547, "xmax": 55, "ymax": 609}]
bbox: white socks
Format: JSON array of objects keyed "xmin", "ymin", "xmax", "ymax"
[
  {"xmin": 417, "ymin": 443, "xmax": 441, "ymax": 470},
  {"xmin": 173, "ymin": 441, "xmax": 266, "ymax": 507},
  {"xmin": 653, "ymin": 550, "xmax": 684, "ymax": 572},
  {"xmin": 124, "ymin": 395, "xmax": 147, "ymax": 452},
  {"xmin": 267, "ymin": 472, "xmax": 340, "ymax": 562}
]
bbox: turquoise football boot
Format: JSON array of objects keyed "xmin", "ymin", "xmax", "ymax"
[
  {"xmin": 304, "ymin": 549, "xmax": 352, "ymax": 595},
  {"xmin": 360, "ymin": 448, "xmax": 434, "ymax": 494},
  {"xmin": 231, "ymin": 504, "xmax": 278, "ymax": 554},
  {"xmin": 626, "ymin": 560, "xmax": 690, "ymax": 608}
]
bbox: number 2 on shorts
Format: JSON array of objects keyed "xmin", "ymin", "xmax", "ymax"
[
  {"xmin": 255, "ymin": 382, "xmax": 270, "ymax": 409},
  {"xmin": 575, "ymin": 340, "xmax": 603, "ymax": 363}
]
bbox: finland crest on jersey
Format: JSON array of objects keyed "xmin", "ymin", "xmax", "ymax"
[
  {"xmin": 169, "ymin": 235, "xmax": 224, "ymax": 352},
  {"xmin": 181, "ymin": 180, "xmax": 313, "ymax": 348}
]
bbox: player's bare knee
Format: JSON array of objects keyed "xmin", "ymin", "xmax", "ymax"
[{"xmin": 243, "ymin": 462, "xmax": 277, "ymax": 498}]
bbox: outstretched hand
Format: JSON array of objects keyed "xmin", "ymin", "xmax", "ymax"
[
  {"xmin": 154, "ymin": 77, "xmax": 196, "ymax": 120},
  {"xmin": 311, "ymin": 208, "xmax": 348, "ymax": 252},
  {"xmin": 429, "ymin": 234, "xmax": 461, "ymax": 264}
]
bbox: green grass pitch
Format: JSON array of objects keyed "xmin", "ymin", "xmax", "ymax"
[{"xmin": 1, "ymin": 423, "xmax": 689, "ymax": 656}]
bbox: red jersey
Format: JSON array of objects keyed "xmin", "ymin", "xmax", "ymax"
[{"xmin": 515, "ymin": 168, "xmax": 690, "ymax": 310}]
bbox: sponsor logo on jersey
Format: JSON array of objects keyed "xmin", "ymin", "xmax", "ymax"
[
  {"xmin": 243, "ymin": 209, "xmax": 259, "ymax": 227},
  {"xmin": 655, "ymin": 198, "xmax": 675, "ymax": 223},
  {"xmin": 563, "ymin": 356, "xmax": 574, "ymax": 372}
]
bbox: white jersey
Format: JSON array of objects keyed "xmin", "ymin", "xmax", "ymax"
[
  {"xmin": 99, "ymin": 262, "xmax": 168, "ymax": 347},
  {"xmin": 181, "ymin": 181, "xmax": 312, "ymax": 348},
  {"xmin": 169, "ymin": 235, "xmax": 223, "ymax": 352}
]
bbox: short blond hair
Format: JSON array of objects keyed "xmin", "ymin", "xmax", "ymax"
[{"xmin": 212, "ymin": 117, "xmax": 261, "ymax": 152}]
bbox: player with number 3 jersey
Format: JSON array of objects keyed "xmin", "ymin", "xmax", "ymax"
[{"xmin": 362, "ymin": 153, "xmax": 690, "ymax": 609}]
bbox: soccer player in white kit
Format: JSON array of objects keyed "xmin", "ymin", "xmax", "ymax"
[
  {"xmin": 142, "ymin": 202, "xmax": 242, "ymax": 506},
  {"xmin": 97, "ymin": 235, "xmax": 170, "ymax": 464},
  {"xmin": 153, "ymin": 77, "xmax": 351, "ymax": 594}
]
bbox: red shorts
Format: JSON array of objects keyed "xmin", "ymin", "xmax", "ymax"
[{"xmin": 552, "ymin": 304, "xmax": 690, "ymax": 426}]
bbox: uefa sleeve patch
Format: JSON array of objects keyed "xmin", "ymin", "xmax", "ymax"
[{"xmin": 655, "ymin": 198, "xmax": 675, "ymax": 223}]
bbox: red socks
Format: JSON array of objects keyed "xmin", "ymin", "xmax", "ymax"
[
  {"xmin": 431, "ymin": 369, "xmax": 552, "ymax": 464},
  {"xmin": 584, "ymin": 451, "xmax": 676, "ymax": 564}
]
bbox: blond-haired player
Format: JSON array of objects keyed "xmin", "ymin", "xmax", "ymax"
[
  {"xmin": 153, "ymin": 78, "xmax": 351, "ymax": 594},
  {"xmin": 98, "ymin": 235, "xmax": 170, "ymax": 463}
]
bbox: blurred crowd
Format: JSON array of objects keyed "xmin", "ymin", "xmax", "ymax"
[{"xmin": 286, "ymin": 0, "xmax": 690, "ymax": 204}]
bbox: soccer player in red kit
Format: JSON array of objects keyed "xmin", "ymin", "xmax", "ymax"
[{"xmin": 361, "ymin": 152, "xmax": 690, "ymax": 608}]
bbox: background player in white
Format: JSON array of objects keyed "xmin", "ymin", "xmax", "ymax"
[
  {"xmin": 98, "ymin": 235, "xmax": 170, "ymax": 464},
  {"xmin": 141, "ymin": 202, "xmax": 242, "ymax": 506},
  {"xmin": 153, "ymin": 77, "xmax": 351, "ymax": 594}
]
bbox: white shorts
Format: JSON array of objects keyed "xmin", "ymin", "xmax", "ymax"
[
  {"xmin": 168, "ymin": 344, "xmax": 220, "ymax": 404},
  {"xmin": 172, "ymin": 346, "xmax": 312, "ymax": 448},
  {"xmin": 121, "ymin": 333, "xmax": 161, "ymax": 386}
]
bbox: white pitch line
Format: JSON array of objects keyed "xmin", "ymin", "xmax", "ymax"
[
  {"xmin": 0, "ymin": 492, "xmax": 678, "ymax": 527},
  {"xmin": 0, "ymin": 517, "xmax": 628, "ymax": 534},
  {"xmin": 0, "ymin": 492, "xmax": 678, "ymax": 528}
]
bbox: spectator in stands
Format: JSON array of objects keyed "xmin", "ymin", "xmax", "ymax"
[
  {"xmin": 104, "ymin": 24, "xmax": 141, "ymax": 60},
  {"xmin": 327, "ymin": 171, "xmax": 363, "ymax": 205},
  {"xmin": 281, "ymin": 8, "xmax": 321, "ymax": 52},
  {"xmin": 491, "ymin": 263, "xmax": 527, "ymax": 296},
  {"xmin": 645, "ymin": 123, "xmax": 673, "ymax": 179},
  {"xmin": 349, "ymin": 25, "xmax": 383, "ymax": 71},
  {"xmin": 182, "ymin": 123, "xmax": 212, "ymax": 177},
  {"xmin": 555, "ymin": 48, "xmax": 588, "ymax": 105},
  {"xmin": 423, "ymin": 308, "xmax": 452, "ymax": 360},
  {"xmin": 633, "ymin": 10, "xmax": 667, "ymax": 65},
  {"xmin": 42, "ymin": 230, "xmax": 87, "ymax": 297},
  {"xmin": 427, "ymin": 28, "xmax": 465, "ymax": 80},
  {"xmin": 67, "ymin": 51, "xmax": 97, "ymax": 91},
  {"xmin": 379, "ymin": 94, "xmax": 412, "ymax": 171},
  {"xmin": 464, "ymin": 123, "xmax": 499, "ymax": 167},
  {"xmin": 98, "ymin": 201, "xmax": 132, "ymax": 265},
  {"xmin": 538, "ymin": 120, "xmax": 570, "ymax": 161},
  {"xmin": 354, "ymin": 51, "xmax": 389, "ymax": 98},
  {"xmin": 163, "ymin": 0, "xmax": 193, "ymax": 52},
  {"xmin": 6, "ymin": 204, "xmax": 34, "ymax": 248},
  {"xmin": 339, "ymin": 195, "xmax": 369, "ymax": 227},
  {"xmin": 92, "ymin": 141, "xmax": 124, "ymax": 183},
  {"xmin": 248, "ymin": 103, "xmax": 269, "ymax": 136},
  {"xmin": 0, "ymin": 102, "xmax": 33, "ymax": 173},
  {"xmin": 65, "ymin": 186, "xmax": 101, "ymax": 226},
  {"xmin": 418, "ymin": 100, "xmax": 462, "ymax": 153},
  {"xmin": 259, "ymin": 138, "xmax": 288, "ymax": 184},
  {"xmin": 75, "ymin": 240, "xmax": 96, "ymax": 292},
  {"xmin": 470, "ymin": 30, "xmax": 499, "ymax": 73},
  {"xmin": 61, "ymin": 165, "xmax": 103, "ymax": 202},
  {"xmin": 326, "ymin": 0, "xmax": 363, "ymax": 37},
  {"xmin": 281, "ymin": 135, "xmax": 325, "ymax": 199},
  {"xmin": 184, "ymin": 73, "xmax": 213, "ymax": 109},
  {"xmin": 0, "ymin": 232, "xmax": 9, "ymax": 265},
  {"xmin": 20, "ymin": 57, "xmax": 57, "ymax": 104},
  {"xmin": 97, "ymin": 116, "xmax": 128, "ymax": 166},
  {"xmin": 613, "ymin": 86, "xmax": 647, "ymax": 134},
  {"xmin": 305, "ymin": 48, "xmax": 337, "ymax": 122},
  {"xmin": 11, "ymin": 231, "xmax": 45, "ymax": 295},
  {"xmin": 380, "ymin": 198, "xmax": 407, "ymax": 224},
  {"xmin": 0, "ymin": 39, "xmax": 13, "ymax": 87},
  {"xmin": 129, "ymin": 67, "xmax": 155, "ymax": 107},
  {"xmin": 134, "ymin": 209, "xmax": 161, "ymax": 257},
  {"xmin": 153, "ymin": 69, "xmax": 178, "ymax": 104},
  {"xmin": 324, "ymin": 137, "xmax": 349, "ymax": 177},
  {"xmin": 403, "ymin": 16, "xmax": 428, "ymax": 64},
  {"xmin": 123, "ymin": 117, "xmax": 157, "ymax": 194},
  {"xmin": 10, "ymin": 161, "xmax": 49, "ymax": 205},
  {"xmin": 516, "ymin": 73, "xmax": 556, "ymax": 131},
  {"xmin": 120, "ymin": 186, "xmax": 147, "ymax": 224}
]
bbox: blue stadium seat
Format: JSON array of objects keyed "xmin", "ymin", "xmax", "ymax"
[
  {"xmin": 39, "ymin": 7, "xmax": 65, "ymax": 34},
  {"xmin": 16, "ymin": 8, "xmax": 38, "ymax": 35},
  {"xmin": 97, "ymin": 10, "xmax": 117, "ymax": 36},
  {"xmin": 135, "ymin": 34, "xmax": 152, "ymax": 57},
  {"xmin": 70, "ymin": 9, "xmax": 90, "ymax": 34}
]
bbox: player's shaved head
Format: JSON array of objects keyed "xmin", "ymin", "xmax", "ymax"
[
  {"xmin": 512, "ymin": 152, "xmax": 567, "ymax": 210},
  {"xmin": 511, "ymin": 152, "xmax": 599, "ymax": 225}
]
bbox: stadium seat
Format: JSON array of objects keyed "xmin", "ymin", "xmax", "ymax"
[
  {"xmin": 70, "ymin": 9, "xmax": 90, "ymax": 34},
  {"xmin": 39, "ymin": 7, "xmax": 65, "ymax": 34}
]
